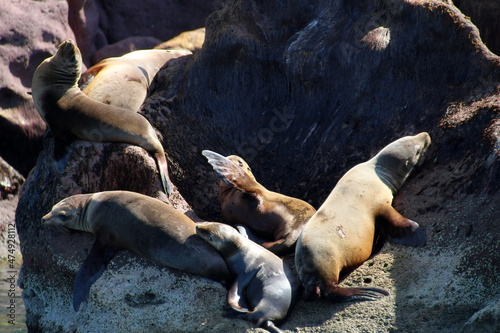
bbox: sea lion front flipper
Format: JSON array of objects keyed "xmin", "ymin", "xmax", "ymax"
[
  {"xmin": 227, "ymin": 267, "xmax": 259, "ymax": 313},
  {"xmin": 202, "ymin": 150, "xmax": 260, "ymax": 195},
  {"xmin": 227, "ymin": 279, "xmax": 249, "ymax": 313},
  {"xmin": 73, "ymin": 240, "xmax": 118, "ymax": 311},
  {"xmin": 378, "ymin": 206, "xmax": 427, "ymax": 247},
  {"xmin": 260, "ymin": 320, "xmax": 285, "ymax": 333}
]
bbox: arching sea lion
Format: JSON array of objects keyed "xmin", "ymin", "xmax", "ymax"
[
  {"xmin": 80, "ymin": 48, "xmax": 192, "ymax": 111},
  {"xmin": 31, "ymin": 39, "xmax": 172, "ymax": 195},
  {"xmin": 202, "ymin": 150, "xmax": 316, "ymax": 256},
  {"xmin": 196, "ymin": 222, "xmax": 299, "ymax": 333},
  {"xmin": 295, "ymin": 132, "xmax": 431, "ymax": 301},
  {"xmin": 42, "ymin": 190, "xmax": 230, "ymax": 311}
]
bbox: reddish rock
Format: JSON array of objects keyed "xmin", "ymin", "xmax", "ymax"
[
  {"xmin": 0, "ymin": 101, "xmax": 45, "ymax": 176},
  {"xmin": 67, "ymin": 0, "xmax": 102, "ymax": 67},
  {"xmin": 93, "ymin": 0, "xmax": 219, "ymax": 44},
  {"xmin": 91, "ymin": 36, "xmax": 163, "ymax": 64},
  {"xmin": 0, "ymin": 157, "xmax": 24, "ymax": 199},
  {"xmin": 0, "ymin": 0, "xmax": 76, "ymax": 110}
]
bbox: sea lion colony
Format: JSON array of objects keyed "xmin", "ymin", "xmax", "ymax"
[{"xmin": 37, "ymin": 40, "xmax": 431, "ymax": 332}]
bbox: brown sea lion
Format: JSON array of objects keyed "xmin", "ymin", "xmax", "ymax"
[
  {"xmin": 80, "ymin": 48, "xmax": 192, "ymax": 111},
  {"xmin": 202, "ymin": 150, "xmax": 316, "ymax": 256},
  {"xmin": 31, "ymin": 39, "xmax": 172, "ymax": 195},
  {"xmin": 196, "ymin": 222, "xmax": 299, "ymax": 333},
  {"xmin": 295, "ymin": 132, "xmax": 431, "ymax": 301},
  {"xmin": 42, "ymin": 190, "xmax": 230, "ymax": 311}
]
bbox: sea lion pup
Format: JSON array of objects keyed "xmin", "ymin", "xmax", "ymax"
[
  {"xmin": 42, "ymin": 190, "xmax": 230, "ymax": 311},
  {"xmin": 80, "ymin": 48, "xmax": 192, "ymax": 111},
  {"xmin": 202, "ymin": 150, "xmax": 316, "ymax": 256},
  {"xmin": 295, "ymin": 132, "xmax": 431, "ymax": 302},
  {"xmin": 196, "ymin": 222, "xmax": 299, "ymax": 333},
  {"xmin": 31, "ymin": 39, "xmax": 172, "ymax": 195}
]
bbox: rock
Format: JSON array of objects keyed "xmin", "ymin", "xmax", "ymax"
[
  {"xmin": 16, "ymin": 0, "xmax": 500, "ymax": 332},
  {"xmin": 0, "ymin": 101, "xmax": 46, "ymax": 177},
  {"xmin": 0, "ymin": 0, "xmax": 76, "ymax": 110},
  {"xmin": 154, "ymin": 28, "xmax": 206, "ymax": 52},
  {"xmin": 93, "ymin": 0, "xmax": 219, "ymax": 45},
  {"xmin": 0, "ymin": 157, "xmax": 24, "ymax": 200},
  {"xmin": 454, "ymin": 0, "xmax": 500, "ymax": 56},
  {"xmin": 67, "ymin": 0, "xmax": 102, "ymax": 67},
  {"xmin": 461, "ymin": 298, "xmax": 500, "ymax": 333},
  {"xmin": 91, "ymin": 36, "xmax": 163, "ymax": 64}
]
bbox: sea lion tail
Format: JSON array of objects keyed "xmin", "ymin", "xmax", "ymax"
[{"xmin": 155, "ymin": 152, "xmax": 173, "ymax": 196}]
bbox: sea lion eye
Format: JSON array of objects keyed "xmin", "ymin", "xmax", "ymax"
[{"xmin": 238, "ymin": 160, "xmax": 244, "ymax": 167}]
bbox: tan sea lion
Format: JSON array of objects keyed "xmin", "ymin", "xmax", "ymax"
[
  {"xmin": 295, "ymin": 132, "xmax": 431, "ymax": 301},
  {"xmin": 31, "ymin": 39, "xmax": 172, "ymax": 195},
  {"xmin": 42, "ymin": 190, "xmax": 230, "ymax": 311},
  {"xmin": 202, "ymin": 150, "xmax": 316, "ymax": 256},
  {"xmin": 196, "ymin": 222, "xmax": 299, "ymax": 333},
  {"xmin": 80, "ymin": 48, "xmax": 192, "ymax": 111}
]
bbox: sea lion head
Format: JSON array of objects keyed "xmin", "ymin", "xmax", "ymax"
[
  {"xmin": 373, "ymin": 132, "xmax": 431, "ymax": 193},
  {"xmin": 32, "ymin": 39, "xmax": 82, "ymax": 91},
  {"xmin": 196, "ymin": 222, "xmax": 241, "ymax": 256},
  {"xmin": 42, "ymin": 194, "xmax": 91, "ymax": 232},
  {"xmin": 226, "ymin": 155, "xmax": 256, "ymax": 180}
]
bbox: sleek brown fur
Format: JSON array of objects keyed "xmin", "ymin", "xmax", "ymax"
[
  {"xmin": 202, "ymin": 150, "xmax": 316, "ymax": 256},
  {"xmin": 80, "ymin": 48, "xmax": 191, "ymax": 111},
  {"xmin": 31, "ymin": 39, "xmax": 172, "ymax": 195},
  {"xmin": 295, "ymin": 132, "xmax": 431, "ymax": 302}
]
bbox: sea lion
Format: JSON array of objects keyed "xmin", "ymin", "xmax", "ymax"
[
  {"xmin": 80, "ymin": 48, "xmax": 192, "ymax": 111},
  {"xmin": 196, "ymin": 222, "xmax": 299, "ymax": 333},
  {"xmin": 295, "ymin": 132, "xmax": 431, "ymax": 301},
  {"xmin": 202, "ymin": 150, "xmax": 316, "ymax": 256},
  {"xmin": 42, "ymin": 190, "xmax": 230, "ymax": 311},
  {"xmin": 31, "ymin": 39, "xmax": 172, "ymax": 195}
]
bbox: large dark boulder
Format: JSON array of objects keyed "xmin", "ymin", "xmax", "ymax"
[{"xmin": 16, "ymin": 0, "xmax": 500, "ymax": 332}]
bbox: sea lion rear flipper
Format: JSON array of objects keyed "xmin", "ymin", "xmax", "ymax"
[
  {"xmin": 202, "ymin": 150, "xmax": 260, "ymax": 195},
  {"xmin": 154, "ymin": 152, "xmax": 173, "ymax": 196},
  {"xmin": 378, "ymin": 206, "xmax": 427, "ymax": 247},
  {"xmin": 326, "ymin": 286, "xmax": 389, "ymax": 302},
  {"xmin": 73, "ymin": 241, "xmax": 118, "ymax": 311}
]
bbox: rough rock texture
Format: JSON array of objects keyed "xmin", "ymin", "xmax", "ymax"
[
  {"xmin": 0, "ymin": 0, "xmax": 74, "ymax": 178},
  {"xmin": 453, "ymin": 0, "xmax": 500, "ymax": 56},
  {"xmin": 67, "ymin": 0, "xmax": 220, "ymax": 66},
  {"xmin": 0, "ymin": 157, "xmax": 24, "ymax": 200},
  {"xmin": 91, "ymin": 36, "xmax": 164, "ymax": 64},
  {"xmin": 154, "ymin": 28, "xmax": 206, "ymax": 52},
  {"xmin": 16, "ymin": 0, "xmax": 500, "ymax": 332},
  {"xmin": 0, "ymin": 101, "xmax": 45, "ymax": 177},
  {"xmin": 0, "ymin": 0, "xmax": 76, "ymax": 109}
]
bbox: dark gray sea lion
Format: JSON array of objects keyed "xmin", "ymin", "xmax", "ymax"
[{"xmin": 196, "ymin": 222, "xmax": 299, "ymax": 333}]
